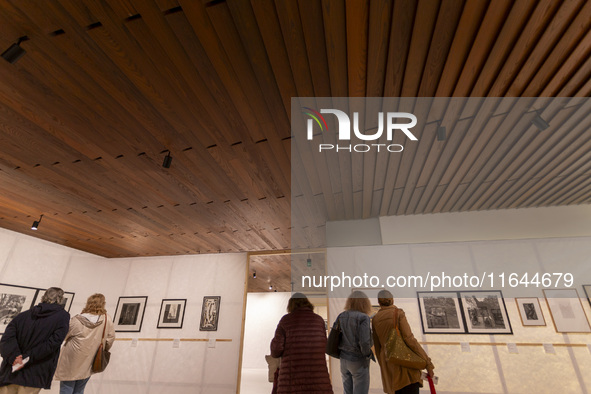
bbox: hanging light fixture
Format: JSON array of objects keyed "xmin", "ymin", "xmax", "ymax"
[
  {"xmin": 1, "ymin": 36, "xmax": 29, "ymax": 64},
  {"xmin": 31, "ymin": 214, "xmax": 43, "ymax": 230},
  {"xmin": 531, "ymin": 112, "xmax": 550, "ymax": 131},
  {"xmin": 162, "ymin": 151, "xmax": 173, "ymax": 168},
  {"xmin": 437, "ymin": 123, "xmax": 446, "ymax": 141},
  {"xmin": 252, "ymin": 271, "xmax": 257, "ymax": 279}
]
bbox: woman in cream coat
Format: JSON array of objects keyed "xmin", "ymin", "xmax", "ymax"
[{"xmin": 54, "ymin": 294, "xmax": 115, "ymax": 394}]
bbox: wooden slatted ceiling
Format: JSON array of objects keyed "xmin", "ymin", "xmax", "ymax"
[{"xmin": 0, "ymin": 0, "xmax": 589, "ymax": 259}]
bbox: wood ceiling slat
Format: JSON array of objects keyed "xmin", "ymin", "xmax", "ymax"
[
  {"xmin": 154, "ymin": 0, "xmax": 180, "ymax": 12},
  {"xmin": 522, "ymin": 8, "xmax": 591, "ymax": 96},
  {"xmin": 383, "ymin": 0, "xmax": 416, "ymax": 97},
  {"xmin": 401, "ymin": 0, "xmax": 440, "ymax": 97},
  {"xmin": 345, "ymin": 0, "xmax": 368, "ymax": 97},
  {"xmin": 452, "ymin": 0, "xmax": 511, "ymax": 96},
  {"xmin": 560, "ymin": 177, "xmax": 591, "ymax": 206},
  {"xmin": 56, "ymin": 0, "xmax": 100, "ymax": 27},
  {"xmin": 487, "ymin": 0, "xmax": 571, "ymax": 97},
  {"xmin": 417, "ymin": 0, "xmax": 464, "ymax": 97},
  {"xmin": 434, "ymin": 0, "xmax": 488, "ymax": 97},
  {"xmin": 204, "ymin": 2, "xmax": 280, "ymax": 139},
  {"xmin": 451, "ymin": 104, "xmax": 539, "ymax": 211},
  {"xmin": 556, "ymin": 54, "xmax": 591, "ymax": 96},
  {"xmin": 321, "ymin": 0, "xmax": 348, "ymax": 97},
  {"xmin": 509, "ymin": 0, "xmax": 591, "ymax": 96},
  {"xmin": 5, "ymin": 0, "xmax": 61, "ymax": 35},
  {"xmin": 539, "ymin": 29, "xmax": 591, "ymax": 96},
  {"xmin": 298, "ymin": 0, "xmax": 331, "ymax": 97},
  {"xmin": 470, "ymin": 0, "xmax": 537, "ymax": 96},
  {"xmin": 431, "ymin": 99, "xmax": 514, "ymax": 213},
  {"xmin": 365, "ymin": 0, "xmax": 392, "ymax": 97},
  {"xmin": 103, "ymin": 0, "xmax": 138, "ymax": 20},
  {"xmin": 503, "ymin": 125, "xmax": 591, "ymax": 208},
  {"xmin": 489, "ymin": 100, "xmax": 591, "ymax": 205},
  {"xmin": 274, "ymin": 0, "xmax": 315, "ymax": 97},
  {"xmin": 177, "ymin": 0, "xmax": 272, "ymax": 143},
  {"xmin": 249, "ymin": 0, "xmax": 297, "ymax": 116},
  {"xmin": 530, "ymin": 157, "xmax": 591, "ymax": 207},
  {"xmin": 473, "ymin": 105, "xmax": 580, "ymax": 210}
]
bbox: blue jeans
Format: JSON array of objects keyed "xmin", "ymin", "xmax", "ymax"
[
  {"xmin": 340, "ymin": 358, "xmax": 370, "ymax": 394},
  {"xmin": 59, "ymin": 378, "xmax": 90, "ymax": 394}
]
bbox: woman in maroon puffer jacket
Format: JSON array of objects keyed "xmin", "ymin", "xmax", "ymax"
[{"xmin": 270, "ymin": 293, "xmax": 333, "ymax": 394}]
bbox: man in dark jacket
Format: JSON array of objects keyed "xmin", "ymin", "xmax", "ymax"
[{"xmin": 0, "ymin": 287, "xmax": 70, "ymax": 394}]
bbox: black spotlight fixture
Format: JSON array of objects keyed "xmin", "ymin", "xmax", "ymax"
[
  {"xmin": 269, "ymin": 284, "xmax": 273, "ymax": 290},
  {"xmin": 2, "ymin": 36, "xmax": 29, "ymax": 64},
  {"xmin": 31, "ymin": 214, "xmax": 43, "ymax": 230},
  {"xmin": 437, "ymin": 123, "xmax": 446, "ymax": 141},
  {"xmin": 531, "ymin": 112, "xmax": 550, "ymax": 131},
  {"xmin": 252, "ymin": 271, "xmax": 257, "ymax": 279},
  {"xmin": 162, "ymin": 151, "xmax": 173, "ymax": 168}
]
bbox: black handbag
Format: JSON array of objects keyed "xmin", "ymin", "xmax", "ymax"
[{"xmin": 325, "ymin": 318, "xmax": 342, "ymax": 358}]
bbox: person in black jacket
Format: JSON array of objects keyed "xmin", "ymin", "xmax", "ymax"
[{"xmin": 0, "ymin": 287, "xmax": 70, "ymax": 394}]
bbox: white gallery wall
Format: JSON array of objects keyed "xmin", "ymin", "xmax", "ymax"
[
  {"xmin": 0, "ymin": 227, "xmax": 246, "ymax": 394},
  {"xmin": 326, "ymin": 205, "xmax": 591, "ymax": 394}
]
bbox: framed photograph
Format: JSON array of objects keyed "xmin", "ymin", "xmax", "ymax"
[
  {"xmin": 157, "ymin": 299, "xmax": 186, "ymax": 329},
  {"xmin": 0, "ymin": 284, "xmax": 39, "ymax": 333},
  {"xmin": 543, "ymin": 289, "xmax": 591, "ymax": 333},
  {"xmin": 515, "ymin": 297, "xmax": 545, "ymax": 326},
  {"xmin": 417, "ymin": 291, "xmax": 466, "ymax": 334},
  {"xmin": 459, "ymin": 291, "xmax": 512, "ymax": 334},
  {"xmin": 583, "ymin": 285, "xmax": 591, "ymax": 308},
  {"xmin": 32, "ymin": 289, "xmax": 75, "ymax": 312},
  {"xmin": 199, "ymin": 296, "xmax": 221, "ymax": 331},
  {"xmin": 113, "ymin": 296, "xmax": 148, "ymax": 332}
]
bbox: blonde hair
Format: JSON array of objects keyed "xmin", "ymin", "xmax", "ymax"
[
  {"xmin": 81, "ymin": 293, "xmax": 107, "ymax": 315},
  {"xmin": 344, "ymin": 291, "xmax": 372, "ymax": 315}
]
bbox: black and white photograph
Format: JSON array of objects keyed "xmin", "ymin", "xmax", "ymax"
[
  {"xmin": 32, "ymin": 289, "xmax": 75, "ymax": 312},
  {"xmin": 544, "ymin": 289, "xmax": 591, "ymax": 333},
  {"xmin": 459, "ymin": 291, "xmax": 512, "ymax": 334},
  {"xmin": 515, "ymin": 297, "xmax": 545, "ymax": 326},
  {"xmin": 113, "ymin": 296, "xmax": 148, "ymax": 332},
  {"xmin": 417, "ymin": 291, "xmax": 466, "ymax": 334},
  {"xmin": 0, "ymin": 284, "xmax": 38, "ymax": 333},
  {"xmin": 157, "ymin": 299, "xmax": 186, "ymax": 329},
  {"xmin": 199, "ymin": 296, "xmax": 221, "ymax": 331}
]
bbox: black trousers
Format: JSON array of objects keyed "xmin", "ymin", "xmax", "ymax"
[{"xmin": 395, "ymin": 382, "xmax": 420, "ymax": 394}]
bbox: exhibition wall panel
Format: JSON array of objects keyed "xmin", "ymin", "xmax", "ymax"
[
  {"xmin": 0, "ymin": 228, "xmax": 246, "ymax": 394},
  {"xmin": 327, "ymin": 237, "xmax": 591, "ymax": 393}
]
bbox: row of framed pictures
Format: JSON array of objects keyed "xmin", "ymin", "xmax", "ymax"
[
  {"xmin": 113, "ymin": 296, "xmax": 221, "ymax": 332},
  {"xmin": 0, "ymin": 283, "xmax": 222, "ymax": 334},
  {"xmin": 418, "ymin": 287, "xmax": 591, "ymax": 335},
  {"xmin": 0, "ymin": 284, "xmax": 75, "ymax": 334}
]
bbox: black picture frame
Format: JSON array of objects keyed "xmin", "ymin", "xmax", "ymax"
[
  {"xmin": 157, "ymin": 299, "xmax": 186, "ymax": 329},
  {"xmin": 459, "ymin": 290, "xmax": 512, "ymax": 334},
  {"xmin": 113, "ymin": 296, "xmax": 148, "ymax": 332},
  {"xmin": 417, "ymin": 291, "xmax": 466, "ymax": 334},
  {"xmin": 199, "ymin": 296, "xmax": 221, "ymax": 331},
  {"xmin": 0, "ymin": 284, "xmax": 39, "ymax": 334}
]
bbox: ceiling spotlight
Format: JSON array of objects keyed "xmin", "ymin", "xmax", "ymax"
[
  {"xmin": 531, "ymin": 113, "xmax": 549, "ymax": 131},
  {"xmin": 269, "ymin": 284, "xmax": 273, "ymax": 290},
  {"xmin": 252, "ymin": 271, "xmax": 257, "ymax": 279},
  {"xmin": 437, "ymin": 124, "xmax": 446, "ymax": 141},
  {"xmin": 2, "ymin": 36, "xmax": 29, "ymax": 64},
  {"xmin": 31, "ymin": 214, "xmax": 43, "ymax": 230},
  {"xmin": 306, "ymin": 258, "xmax": 312, "ymax": 267},
  {"xmin": 162, "ymin": 151, "xmax": 173, "ymax": 168}
]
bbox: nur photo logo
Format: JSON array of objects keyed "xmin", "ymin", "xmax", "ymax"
[{"xmin": 303, "ymin": 108, "xmax": 418, "ymax": 152}]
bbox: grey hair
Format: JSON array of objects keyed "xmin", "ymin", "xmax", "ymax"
[{"xmin": 41, "ymin": 287, "xmax": 64, "ymax": 305}]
